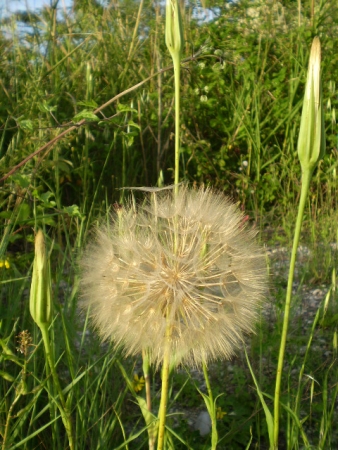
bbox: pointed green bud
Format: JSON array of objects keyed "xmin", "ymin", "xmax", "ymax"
[
  {"xmin": 30, "ymin": 230, "xmax": 52, "ymax": 328},
  {"xmin": 297, "ymin": 37, "xmax": 325, "ymax": 174},
  {"xmin": 165, "ymin": 0, "xmax": 184, "ymax": 60}
]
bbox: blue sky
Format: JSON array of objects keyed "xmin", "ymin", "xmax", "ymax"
[
  {"xmin": 2, "ymin": 1, "xmax": 218, "ymax": 24},
  {"xmin": 3, "ymin": 0, "xmax": 73, "ymax": 15}
]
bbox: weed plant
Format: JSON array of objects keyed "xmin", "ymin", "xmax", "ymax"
[{"xmin": 0, "ymin": 0, "xmax": 338, "ymax": 449}]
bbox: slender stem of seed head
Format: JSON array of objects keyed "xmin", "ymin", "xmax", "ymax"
[
  {"xmin": 273, "ymin": 170, "xmax": 311, "ymax": 448},
  {"xmin": 202, "ymin": 361, "xmax": 218, "ymax": 449},
  {"xmin": 157, "ymin": 322, "xmax": 172, "ymax": 450}
]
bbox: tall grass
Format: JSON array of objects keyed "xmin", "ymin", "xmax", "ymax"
[{"xmin": 0, "ymin": 0, "xmax": 338, "ymax": 448}]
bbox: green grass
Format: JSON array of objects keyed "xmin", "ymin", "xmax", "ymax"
[
  {"xmin": 1, "ymin": 0, "xmax": 338, "ymax": 448},
  {"xmin": 0, "ymin": 212, "xmax": 337, "ymax": 449}
]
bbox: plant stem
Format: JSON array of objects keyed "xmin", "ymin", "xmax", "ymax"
[
  {"xmin": 273, "ymin": 170, "xmax": 311, "ymax": 448},
  {"xmin": 157, "ymin": 2, "xmax": 182, "ymax": 448},
  {"xmin": 142, "ymin": 350, "xmax": 152, "ymax": 413},
  {"xmin": 172, "ymin": 51, "xmax": 181, "ymax": 248},
  {"xmin": 142, "ymin": 349, "xmax": 156, "ymax": 450},
  {"xmin": 173, "ymin": 52, "xmax": 181, "ymax": 196},
  {"xmin": 40, "ymin": 324, "xmax": 75, "ymax": 450},
  {"xmin": 157, "ymin": 325, "xmax": 171, "ymax": 450},
  {"xmin": 202, "ymin": 361, "xmax": 218, "ymax": 450},
  {"xmin": 2, "ymin": 391, "xmax": 22, "ymax": 450}
]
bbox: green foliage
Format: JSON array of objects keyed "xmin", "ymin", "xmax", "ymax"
[
  {"xmin": 0, "ymin": 0, "xmax": 337, "ymax": 218},
  {"xmin": 0, "ymin": 0, "xmax": 338, "ymax": 448}
]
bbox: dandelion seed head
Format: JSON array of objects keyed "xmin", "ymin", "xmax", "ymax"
[{"xmin": 79, "ymin": 185, "xmax": 267, "ymax": 368}]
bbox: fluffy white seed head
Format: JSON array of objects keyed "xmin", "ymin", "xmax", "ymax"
[{"xmin": 79, "ymin": 186, "xmax": 267, "ymax": 368}]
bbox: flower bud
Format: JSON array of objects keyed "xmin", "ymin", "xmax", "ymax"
[
  {"xmin": 30, "ymin": 230, "xmax": 52, "ymax": 328},
  {"xmin": 165, "ymin": 0, "xmax": 184, "ymax": 60},
  {"xmin": 297, "ymin": 37, "xmax": 325, "ymax": 174}
]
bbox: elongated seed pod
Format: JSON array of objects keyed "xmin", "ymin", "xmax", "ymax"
[
  {"xmin": 297, "ymin": 37, "xmax": 325, "ymax": 174},
  {"xmin": 30, "ymin": 230, "xmax": 52, "ymax": 328}
]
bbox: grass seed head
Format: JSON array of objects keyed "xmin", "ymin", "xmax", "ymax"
[{"xmin": 79, "ymin": 186, "xmax": 267, "ymax": 368}]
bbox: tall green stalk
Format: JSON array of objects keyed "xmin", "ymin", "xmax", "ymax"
[
  {"xmin": 155, "ymin": 3, "xmax": 184, "ymax": 449},
  {"xmin": 173, "ymin": 53, "xmax": 181, "ymax": 195},
  {"xmin": 273, "ymin": 37, "xmax": 325, "ymax": 448},
  {"xmin": 273, "ymin": 171, "xmax": 310, "ymax": 447},
  {"xmin": 156, "ymin": 325, "xmax": 172, "ymax": 450},
  {"xmin": 165, "ymin": 0, "xmax": 184, "ymax": 196}
]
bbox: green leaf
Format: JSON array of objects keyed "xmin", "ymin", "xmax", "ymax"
[
  {"xmin": 9, "ymin": 174, "xmax": 30, "ymax": 189},
  {"xmin": 77, "ymin": 99, "xmax": 98, "ymax": 108},
  {"xmin": 0, "ymin": 369, "xmax": 15, "ymax": 382},
  {"xmin": 0, "ymin": 211, "xmax": 13, "ymax": 219},
  {"xmin": 62, "ymin": 205, "xmax": 83, "ymax": 218},
  {"xmin": 39, "ymin": 191, "xmax": 56, "ymax": 206},
  {"xmin": 38, "ymin": 100, "xmax": 57, "ymax": 113},
  {"xmin": 17, "ymin": 203, "xmax": 31, "ymax": 222},
  {"xmin": 127, "ymin": 120, "xmax": 140, "ymax": 130},
  {"xmin": 244, "ymin": 348, "xmax": 274, "ymax": 447},
  {"xmin": 117, "ymin": 103, "xmax": 137, "ymax": 114},
  {"xmin": 72, "ymin": 110, "xmax": 99, "ymax": 122},
  {"xmin": 18, "ymin": 119, "xmax": 33, "ymax": 132}
]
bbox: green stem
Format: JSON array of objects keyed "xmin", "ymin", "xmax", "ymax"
[
  {"xmin": 202, "ymin": 361, "xmax": 218, "ymax": 450},
  {"xmin": 40, "ymin": 324, "xmax": 75, "ymax": 450},
  {"xmin": 157, "ymin": 355, "xmax": 170, "ymax": 450},
  {"xmin": 157, "ymin": 325, "xmax": 171, "ymax": 450},
  {"xmin": 273, "ymin": 170, "xmax": 311, "ymax": 449},
  {"xmin": 172, "ymin": 51, "xmax": 181, "ymax": 255},
  {"xmin": 158, "ymin": 4, "xmax": 183, "ymax": 448},
  {"xmin": 173, "ymin": 52, "xmax": 181, "ymax": 196},
  {"xmin": 2, "ymin": 391, "xmax": 22, "ymax": 450},
  {"xmin": 142, "ymin": 350, "xmax": 152, "ymax": 413},
  {"xmin": 142, "ymin": 349, "xmax": 156, "ymax": 450}
]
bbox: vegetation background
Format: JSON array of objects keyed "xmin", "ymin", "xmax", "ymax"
[{"xmin": 0, "ymin": 0, "xmax": 337, "ymax": 449}]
